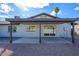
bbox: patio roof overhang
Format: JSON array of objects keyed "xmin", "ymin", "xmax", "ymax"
[
  {"xmin": 6, "ymin": 18, "xmax": 75, "ymax": 25},
  {"xmin": 6, "ymin": 13, "xmax": 76, "ymax": 25}
]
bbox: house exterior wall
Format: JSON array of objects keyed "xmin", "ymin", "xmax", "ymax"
[
  {"xmin": 74, "ymin": 24, "xmax": 79, "ymax": 36},
  {"xmin": 41, "ymin": 23, "xmax": 71, "ymax": 37},
  {"xmin": 0, "ymin": 25, "xmax": 10, "ymax": 37},
  {"xmin": 0, "ymin": 23, "xmax": 72, "ymax": 38},
  {"xmin": 12, "ymin": 24, "xmax": 39, "ymax": 37},
  {"xmin": 56, "ymin": 23, "xmax": 71, "ymax": 37}
]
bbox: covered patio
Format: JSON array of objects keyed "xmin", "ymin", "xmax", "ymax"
[
  {"xmin": 5, "ymin": 21, "xmax": 75, "ymax": 44},
  {"xmin": 6, "ymin": 13, "xmax": 76, "ymax": 44}
]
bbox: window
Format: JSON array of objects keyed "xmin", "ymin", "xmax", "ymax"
[
  {"xmin": 44, "ymin": 25, "xmax": 56, "ymax": 36},
  {"xmin": 27, "ymin": 25, "xmax": 36, "ymax": 32},
  {"xmin": 8, "ymin": 26, "xmax": 17, "ymax": 32}
]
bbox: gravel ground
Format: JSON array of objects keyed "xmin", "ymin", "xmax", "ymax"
[{"xmin": 0, "ymin": 43, "xmax": 79, "ymax": 56}]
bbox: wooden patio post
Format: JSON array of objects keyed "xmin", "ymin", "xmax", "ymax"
[
  {"xmin": 39, "ymin": 23, "xmax": 41, "ymax": 44},
  {"xmin": 71, "ymin": 23, "xmax": 75, "ymax": 43},
  {"xmin": 10, "ymin": 22, "xmax": 13, "ymax": 43}
]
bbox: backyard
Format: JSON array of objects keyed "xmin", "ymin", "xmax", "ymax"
[{"xmin": 0, "ymin": 37, "xmax": 79, "ymax": 56}]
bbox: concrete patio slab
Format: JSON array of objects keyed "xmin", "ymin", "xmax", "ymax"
[
  {"xmin": 13, "ymin": 37, "xmax": 72, "ymax": 44},
  {"xmin": 13, "ymin": 37, "xmax": 39, "ymax": 43}
]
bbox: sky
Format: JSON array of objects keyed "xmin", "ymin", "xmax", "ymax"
[{"xmin": 0, "ymin": 3, "xmax": 79, "ymax": 21}]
